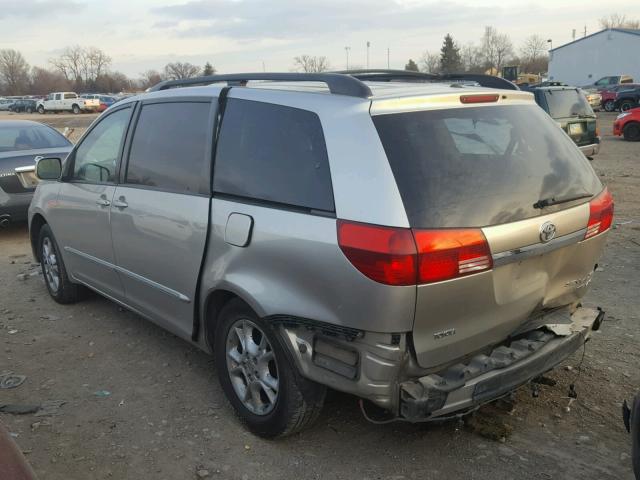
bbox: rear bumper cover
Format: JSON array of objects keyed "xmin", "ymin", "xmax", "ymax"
[{"xmin": 400, "ymin": 307, "xmax": 603, "ymax": 420}]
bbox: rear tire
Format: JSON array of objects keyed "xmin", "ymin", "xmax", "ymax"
[
  {"xmin": 26, "ymin": 107, "xmax": 33, "ymax": 114},
  {"xmin": 604, "ymin": 100, "xmax": 615, "ymax": 112},
  {"xmin": 623, "ymin": 122, "xmax": 640, "ymax": 142},
  {"xmin": 620, "ymin": 100, "xmax": 635, "ymax": 112},
  {"xmin": 38, "ymin": 224, "xmax": 80, "ymax": 304},
  {"xmin": 214, "ymin": 299, "xmax": 325, "ymax": 438}
]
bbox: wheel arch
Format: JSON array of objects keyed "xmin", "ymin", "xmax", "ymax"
[
  {"xmin": 202, "ymin": 287, "xmax": 264, "ymax": 352},
  {"xmin": 30, "ymin": 213, "xmax": 47, "ymax": 261}
]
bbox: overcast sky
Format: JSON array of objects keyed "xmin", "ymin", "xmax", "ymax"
[{"xmin": 1, "ymin": 0, "xmax": 639, "ymax": 78}]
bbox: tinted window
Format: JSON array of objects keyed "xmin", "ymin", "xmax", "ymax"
[
  {"xmin": 0, "ymin": 125, "xmax": 71, "ymax": 152},
  {"xmin": 373, "ymin": 104, "xmax": 601, "ymax": 228},
  {"xmin": 543, "ymin": 89, "xmax": 593, "ymax": 118},
  {"xmin": 64, "ymin": 93, "xmax": 77, "ymax": 99},
  {"xmin": 72, "ymin": 107, "xmax": 131, "ymax": 183},
  {"xmin": 214, "ymin": 99, "xmax": 334, "ymax": 212},
  {"xmin": 126, "ymin": 102, "xmax": 211, "ymax": 195}
]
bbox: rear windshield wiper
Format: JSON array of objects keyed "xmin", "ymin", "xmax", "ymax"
[{"xmin": 533, "ymin": 193, "xmax": 593, "ymax": 209}]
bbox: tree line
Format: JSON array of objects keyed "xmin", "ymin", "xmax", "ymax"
[{"xmin": 0, "ymin": 45, "xmax": 216, "ymax": 96}]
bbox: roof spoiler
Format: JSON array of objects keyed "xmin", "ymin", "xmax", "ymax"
[
  {"xmin": 148, "ymin": 73, "xmax": 373, "ymax": 98},
  {"xmin": 337, "ymin": 69, "xmax": 520, "ymax": 91}
]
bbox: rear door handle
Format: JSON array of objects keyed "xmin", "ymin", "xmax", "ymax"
[
  {"xmin": 112, "ymin": 196, "xmax": 128, "ymax": 209},
  {"xmin": 96, "ymin": 195, "xmax": 110, "ymax": 207}
]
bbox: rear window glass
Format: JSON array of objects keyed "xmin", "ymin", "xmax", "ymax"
[
  {"xmin": 544, "ymin": 89, "xmax": 593, "ymax": 118},
  {"xmin": 373, "ymin": 104, "xmax": 601, "ymax": 228},
  {"xmin": 0, "ymin": 125, "xmax": 70, "ymax": 152},
  {"xmin": 213, "ymin": 98, "xmax": 334, "ymax": 212}
]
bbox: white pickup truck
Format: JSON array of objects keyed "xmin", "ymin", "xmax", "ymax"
[{"xmin": 36, "ymin": 92, "xmax": 100, "ymax": 114}]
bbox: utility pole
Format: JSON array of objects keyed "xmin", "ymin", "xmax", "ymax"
[
  {"xmin": 387, "ymin": 48, "xmax": 390, "ymax": 69},
  {"xmin": 572, "ymin": 29, "xmax": 576, "ymax": 40},
  {"xmin": 583, "ymin": 25, "xmax": 587, "ymax": 37},
  {"xmin": 366, "ymin": 41, "xmax": 370, "ymax": 69},
  {"xmin": 345, "ymin": 46, "xmax": 351, "ymax": 70}
]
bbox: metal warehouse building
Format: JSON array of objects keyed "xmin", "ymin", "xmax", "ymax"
[{"xmin": 548, "ymin": 28, "xmax": 640, "ymax": 86}]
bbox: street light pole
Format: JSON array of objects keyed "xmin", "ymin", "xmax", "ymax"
[
  {"xmin": 345, "ymin": 46, "xmax": 351, "ymax": 70},
  {"xmin": 366, "ymin": 41, "xmax": 370, "ymax": 69}
]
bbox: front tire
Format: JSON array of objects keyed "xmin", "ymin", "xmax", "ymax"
[
  {"xmin": 214, "ymin": 299, "xmax": 325, "ymax": 438},
  {"xmin": 623, "ymin": 122, "xmax": 640, "ymax": 141},
  {"xmin": 37, "ymin": 105, "xmax": 45, "ymax": 114},
  {"xmin": 620, "ymin": 100, "xmax": 635, "ymax": 112},
  {"xmin": 38, "ymin": 224, "xmax": 80, "ymax": 304},
  {"xmin": 604, "ymin": 100, "xmax": 615, "ymax": 112},
  {"xmin": 72, "ymin": 104, "xmax": 81, "ymax": 114}
]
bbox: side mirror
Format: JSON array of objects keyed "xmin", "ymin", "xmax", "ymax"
[{"xmin": 35, "ymin": 157, "xmax": 62, "ymax": 180}]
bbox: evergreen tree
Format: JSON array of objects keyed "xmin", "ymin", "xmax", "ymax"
[
  {"xmin": 439, "ymin": 34, "xmax": 463, "ymax": 73},
  {"xmin": 203, "ymin": 62, "xmax": 215, "ymax": 76},
  {"xmin": 404, "ymin": 59, "xmax": 419, "ymax": 72}
]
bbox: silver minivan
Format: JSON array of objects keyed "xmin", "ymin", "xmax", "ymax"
[{"xmin": 29, "ymin": 72, "xmax": 612, "ymax": 437}]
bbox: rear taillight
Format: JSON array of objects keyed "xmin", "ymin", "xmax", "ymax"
[
  {"xmin": 585, "ymin": 187, "xmax": 614, "ymax": 239},
  {"xmin": 337, "ymin": 220, "xmax": 417, "ymax": 286},
  {"xmin": 337, "ymin": 221, "xmax": 492, "ymax": 286},
  {"xmin": 413, "ymin": 229, "xmax": 492, "ymax": 283}
]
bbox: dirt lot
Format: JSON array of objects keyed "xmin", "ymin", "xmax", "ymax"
[{"xmin": 1, "ymin": 111, "xmax": 639, "ymax": 479}]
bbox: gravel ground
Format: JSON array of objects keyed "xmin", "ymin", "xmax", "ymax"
[{"xmin": 0, "ymin": 111, "xmax": 638, "ymax": 479}]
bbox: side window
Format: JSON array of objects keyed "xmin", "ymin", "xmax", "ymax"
[
  {"xmin": 55, "ymin": 94, "xmax": 62, "ymax": 100},
  {"xmin": 125, "ymin": 101, "xmax": 211, "ymax": 195},
  {"xmin": 64, "ymin": 93, "xmax": 77, "ymax": 99},
  {"xmin": 213, "ymin": 99, "xmax": 334, "ymax": 212},
  {"xmin": 71, "ymin": 107, "xmax": 131, "ymax": 183}
]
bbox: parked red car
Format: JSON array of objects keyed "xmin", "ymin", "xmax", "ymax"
[
  {"xmin": 614, "ymin": 108, "xmax": 640, "ymax": 141},
  {"xmin": 601, "ymin": 84, "xmax": 640, "ymax": 112}
]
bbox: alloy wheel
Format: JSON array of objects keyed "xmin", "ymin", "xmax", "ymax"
[
  {"xmin": 42, "ymin": 237, "xmax": 60, "ymax": 293},
  {"xmin": 225, "ymin": 319, "xmax": 279, "ymax": 415}
]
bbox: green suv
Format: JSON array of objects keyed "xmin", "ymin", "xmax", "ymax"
[{"xmin": 525, "ymin": 86, "xmax": 600, "ymax": 158}]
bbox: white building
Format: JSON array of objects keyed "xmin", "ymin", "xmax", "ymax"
[{"xmin": 548, "ymin": 28, "xmax": 640, "ymax": 86}]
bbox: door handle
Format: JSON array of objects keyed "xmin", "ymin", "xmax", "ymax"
[
  {"xmin": 96, "ymin": 196, "xmax": 110, "ymax": 207},
  {"xmin": 112, "ymin": 197, "xmax": 128, "ymax": 209}
]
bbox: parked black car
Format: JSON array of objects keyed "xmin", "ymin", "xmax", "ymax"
[
  {"xmin": 523, "ymin": 86, "xmax": 600, "ymax": 158},
  {"xmin": 8, "ymin": 99, "xmax": 38, "ymax": 114},
  {"xmin": 615, "ymin": 86, "xmax": 640, "ymax": 112},
  {"xmin": 0, "ymin": 120, "xmax": 72, "ymax": 225}
]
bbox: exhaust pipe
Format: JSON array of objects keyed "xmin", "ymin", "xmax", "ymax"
[{"xmin": 0, "ymin": 215, "xmax": 11, "ymax": 228}]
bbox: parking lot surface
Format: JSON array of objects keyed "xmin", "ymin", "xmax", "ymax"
[{"xmin": 1, "ymin": 111, "xmax": 638, "ymax": 479}]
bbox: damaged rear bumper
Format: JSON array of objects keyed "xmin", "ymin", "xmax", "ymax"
[{"xmin": 400, "ymin": 307, "xmax": 604, "ymax": 421}]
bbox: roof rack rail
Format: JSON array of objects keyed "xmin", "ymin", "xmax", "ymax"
[
  {"xmin": 337, "ymin": 69, "xmax": 519, "ymax": 91},
  {"xmin": 147, "ymin": 73, "xmax": 373, "ymax": 98}
]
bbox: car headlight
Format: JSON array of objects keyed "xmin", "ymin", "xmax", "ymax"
[{"xmin": 617, "ymin": 112, "xmax": 631, "ymax": 120}]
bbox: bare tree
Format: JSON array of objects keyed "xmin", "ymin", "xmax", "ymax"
[
  {"xmin": 520, "ymin": 35, "xmax": 546, "ymax": 64},
  {"xmin": 139, "ymin": 69, "xmax": 164, "ymax": 89},
  {"xmin": 419, "ymin": 51, "xmax": 440, "ymax": 74},
  {"xmin": 460, "ymin": 43, "xmax": 484, "ymax": 73},
  {"xmin": 292, "ymin": 55, "xmax": 330, "ymax": 73},
  {"xmin": 30, "ymin": 67, "xmax": 71, "ymax": 95},
  {"xmin": 50, "ymin": 45, "xmax": 112, "ymax": 89},
  {"xmin": 599, "ymin": 14, "xmax": 640, "ymax": 29},
  {"xmin": 481, "ymin": 26, "xmax": 513, "ymax": 74},
  {"xmin": 0, "ymin": 49, "xmax": 30, "ymax": 95},
  {"xmin": 163, "ymin": 62, "xmax": 201, "ymax": 80}
]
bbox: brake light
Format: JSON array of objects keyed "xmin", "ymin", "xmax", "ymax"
[
  {"xmin": 337, "ymin": 220, "xmax": 417, "ymax": 286},
  {"xmin": 413, "ymin": 229, "xmax": 492, "ymax": 283},
  {"xmin": 585, "ymin": 187, "xmax": 614, "ymax": 239},
  {"xmin": 460, "ymin": 94, "xmax": 500, "ymax": 104},
  {"xmin": 337, "ymin": 221, "xmax": 492, "ymax": 286}
]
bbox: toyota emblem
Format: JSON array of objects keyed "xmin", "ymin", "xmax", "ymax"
[{"xmin": 539, "ymin": 221, "xmax": 557, "ymax": 243}]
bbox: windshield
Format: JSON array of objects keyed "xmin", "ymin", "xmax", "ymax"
[
  {"xmin": 544, "ymin": 89, "xmax": 594, "ymax": 118},
  {"xmin": 0, "ymin": 125, "xmax": 71, "ymax": 152},
  {"xmin": 373, "ymin": 104, "xmax": 601, "ymax": 228}
]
